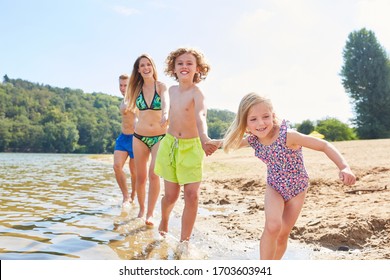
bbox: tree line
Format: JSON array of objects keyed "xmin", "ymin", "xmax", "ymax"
[
  {"xmin": 0, "ymin": 78, "xmax": 122, "ymax": 153},
  {"xmin": 0, "ymin": 77, "xmax": 236, "ymax": 153}
]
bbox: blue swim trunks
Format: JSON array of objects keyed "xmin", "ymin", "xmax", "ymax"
[{"xmin": 114, "ymin": 133, "xmax": 134, "ymax": 158}]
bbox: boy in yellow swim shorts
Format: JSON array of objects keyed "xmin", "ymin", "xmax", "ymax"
[
  {"xmin": 154, "ymin": 47, "xmax": 219, "ymax": 246},
  {"xmin": 155, "ymin": 133, "xmax": 204, "ymax": 185}
]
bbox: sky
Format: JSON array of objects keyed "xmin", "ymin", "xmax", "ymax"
[{"xmin": 1, "ymin": 0, "xmax": 390, "ymax": 125}]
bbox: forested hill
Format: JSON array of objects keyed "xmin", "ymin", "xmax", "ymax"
[{"xmin": 0, "ymin": 77, "xmax": 235, "ymax": 153}]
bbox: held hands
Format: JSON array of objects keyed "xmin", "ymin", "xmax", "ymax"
[
  {"xmin": 202, "ymin": 139, "xmax": 221, "ymax": 156},
  {"xmin": 339, "ymin": 167, "xmax": 356, "ymax": 185},
  {"xmin": 206, "ymin": 139, "xmax": 223, "ymax": 148}
]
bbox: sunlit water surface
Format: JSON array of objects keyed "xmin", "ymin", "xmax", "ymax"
[{"xmin": 0, "ymin": 153, "xmax": 310, "ymax": 260}]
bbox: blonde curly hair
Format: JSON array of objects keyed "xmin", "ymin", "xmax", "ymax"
[{"xmin": 164, "ymin": 47, "xmax": 210, "ymax": 83}]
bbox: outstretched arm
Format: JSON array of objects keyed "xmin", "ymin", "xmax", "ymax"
[
  {"xmin": 287, "ymin": 131, "xmax": 356, "ymax": 185},
  {"xmin": 206, "ymin": 137, "xmax": 249, "ymax": 150},
  {"xmin": 193, "ymin": 90, "xmax": 217, "ymax": 156}
]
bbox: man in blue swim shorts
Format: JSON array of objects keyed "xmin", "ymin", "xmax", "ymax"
[{"xmin": 113, "ymin": 74, "xmax": 137, "ymax": 206}]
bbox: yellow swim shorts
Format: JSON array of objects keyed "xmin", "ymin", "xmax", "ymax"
[{"xmin": 154, "ymin": 133, "xmax": 204, "ymax": 185}]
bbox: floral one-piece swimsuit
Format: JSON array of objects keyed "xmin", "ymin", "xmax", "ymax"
[{"xmin": 247, "ymin": 120, "xmax": 309, "ymax": 201}]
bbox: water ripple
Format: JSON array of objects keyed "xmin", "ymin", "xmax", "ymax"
[{"xmin": 0, "ymin": 153, "xmax": 289, "ymax": 260}]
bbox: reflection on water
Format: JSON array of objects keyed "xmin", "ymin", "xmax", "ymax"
[
  {"xmin": 0, "ymin": 153, "xmax": 310, "ymax": 260},
  {"xmin": 0, "ymin": 153, "xmax": 261, "ymax": 260}
]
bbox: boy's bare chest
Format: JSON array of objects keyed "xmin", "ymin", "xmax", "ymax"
[{"xmin": 172, "ymin": 93, "xmax": 194, "ymax": 111}]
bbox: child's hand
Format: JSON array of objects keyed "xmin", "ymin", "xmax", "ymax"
[
  {"xmin": 339, "ymin": 167, "xmax": 356, "ymax": 185},
  {"xmin": 205, "ymin": 139, "xmax": 222, "ymax": 149},
  {"xmin": 202, "ymin": 142, "xmax": 218, "ymax": 156}
]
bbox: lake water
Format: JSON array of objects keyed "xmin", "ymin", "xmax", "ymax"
[{"xmin": 0, "ymin": 153, "xmax": 311, "ymax": 260}]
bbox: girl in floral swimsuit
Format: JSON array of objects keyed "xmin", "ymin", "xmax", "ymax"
[{"xmin": 219, "ymin": 92, "xmax": 356, "ymax": 260}]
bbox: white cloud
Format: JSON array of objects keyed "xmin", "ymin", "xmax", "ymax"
[{"xmin": 112, "ymin": 5, "xmax": 140, "ymax": 16}]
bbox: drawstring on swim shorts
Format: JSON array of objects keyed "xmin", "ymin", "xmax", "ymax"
[{"xmin": 169, "ymin": 136, "xmax": 179, "ymax": 166}]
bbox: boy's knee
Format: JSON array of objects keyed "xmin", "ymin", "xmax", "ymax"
[
  {"xmin": 184, "ymin": 190, "xmax": 199, "ymax": 204},
  {"xmin": 164, "ymin": 193, "xmax": 179, "ymax": 205}
]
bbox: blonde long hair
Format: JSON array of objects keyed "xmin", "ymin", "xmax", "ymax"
[
  {"xmin": 125, "ymin": 54, "xmax": 158, "ymax": 112},
  {"xmin": 223, "ymin": 93, "xmax": 278, "ymax": 152}
]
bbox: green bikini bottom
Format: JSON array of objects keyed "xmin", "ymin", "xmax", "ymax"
[{"xmin": 133, "ymin": 133, "xmax": 165, "ymax": 150}]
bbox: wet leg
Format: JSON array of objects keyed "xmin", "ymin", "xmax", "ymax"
[
  {"xmin": 180, "ymin": 182, "xmax": 200, "ymax": 242},
  {"xmin": 159, "ymin": 180, "xmax": 180, "ymax": 236},
  {"xmin": 113, "ymin": 150, "xmax": 130, "ymax": 205}
]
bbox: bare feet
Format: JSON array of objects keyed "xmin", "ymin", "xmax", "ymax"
[
  {"xmin": 158, "ymin": 220, "xmax": 168, "ymax": 237},
  {"xmin": 145, "ymin": 216, "xmax": 155, "ymax": 228},
  {"xmin": 121, "ymin": 201, "xmax": 131, "ymax": 210},
  {"xmin": 175, "ymin": 241, "xmax": 190, "ymax": 260},
  {"xmin": 137, "ymin": 209, "xmax": 144, "ymax": 219},
  {"xmin": 130, "ymin": 191, "xmax": 136, "ymax": 202}
]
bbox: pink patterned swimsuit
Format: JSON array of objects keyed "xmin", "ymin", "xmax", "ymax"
[{"xmin": 247, "ymin": 120, "xmax": 309, "ymax": 201}]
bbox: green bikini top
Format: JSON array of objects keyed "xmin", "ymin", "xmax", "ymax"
[{"xmin": 136, "ymin": 84, "xmax": 161, "ymax": 111}]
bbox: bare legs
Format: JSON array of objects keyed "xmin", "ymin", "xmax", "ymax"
[
  {"xmin": 260, "ymin": 186, "xmax": 307, "ymax": 259},
  {"xmin": 113, "ymin": 150, "xmax": 135, "ymax": 205},
  {"xmin": 128, "ymin": 158, "xmax": 136, "ymax": 202},
  {"xmin": 133, "ymin": 138, "xmax": 161, "ymax": 225},
  {"xmin": 158, "ymin": 181, "xmax": 180, "ymax": 236},
  {"xmin": 159, "ymin": 181, "xmax": 200, "ymax": 242}
]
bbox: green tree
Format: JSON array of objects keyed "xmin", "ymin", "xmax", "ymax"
[
  {"xmin": 316, "ymin": 118, "xmax": 357, "ymax": 141},
  {"xmin": 3, "ymin": 75, "xmax": 10, "ymax": 83},
  {"xmin": 207, "ymin": 109, "xmax": 235, "ymax": 139},
  {"xmin": 0, "ymin": 77, "xmax": 123, "ymax": 153},
  {"xmin": 0, "ymin": 118, "xmax": 12, "ymax": 151},
  {"xmin": 42, "ymin": 121, "xmax": 79, "ymax": 153},
  {"xmin": 340, "ymin": 28, "xmax": 390, "ymax": 138},
  {"xmin": 297, "ymin": 119, "xmax": 315, "ymax": 135},
  {"xmin": 208, "ymin": 119, "xmax": 231, "ymax": 139}
]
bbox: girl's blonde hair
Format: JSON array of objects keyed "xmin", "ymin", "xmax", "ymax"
[
  {"xmin": 223, "ymin": 92, "xmax": 279, "ymax": 152},
  {"xmin": 125, "ymin": 54, "xmax": 158, "ymax": 112},
  {"xmin": 165, "ymin": 47, "xmax": 210, "ymax": 83}
]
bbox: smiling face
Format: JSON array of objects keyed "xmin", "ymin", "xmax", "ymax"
[
  {"xmin": 138, "ymin": 57, "xmax": 154, "ymax": 79},
  {"xmin": 246, "ymin": 101, "xmax": 276, "ymax": 140},
  {"xmin": 174, "ymin": 52, "xmax": 198, "ymax": 82}
]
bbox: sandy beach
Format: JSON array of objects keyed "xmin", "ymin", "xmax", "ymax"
[{"xmin": 198, "ymin": 139, "xmax": 390, "ymax": 259}]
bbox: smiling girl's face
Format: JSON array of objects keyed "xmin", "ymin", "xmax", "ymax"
[{"xmin": 246, "ymin": 102, "xmax": 275, "ymax": 141}]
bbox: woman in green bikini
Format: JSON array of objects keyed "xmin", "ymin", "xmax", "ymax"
[{"xmin": 125, "ymin": 54, "xmax": 169, "ymax": 226}]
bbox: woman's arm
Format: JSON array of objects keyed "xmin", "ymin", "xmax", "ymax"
[{"xmin": 158, "ymin": 82, "xmax": 169, "ymax": 127}]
